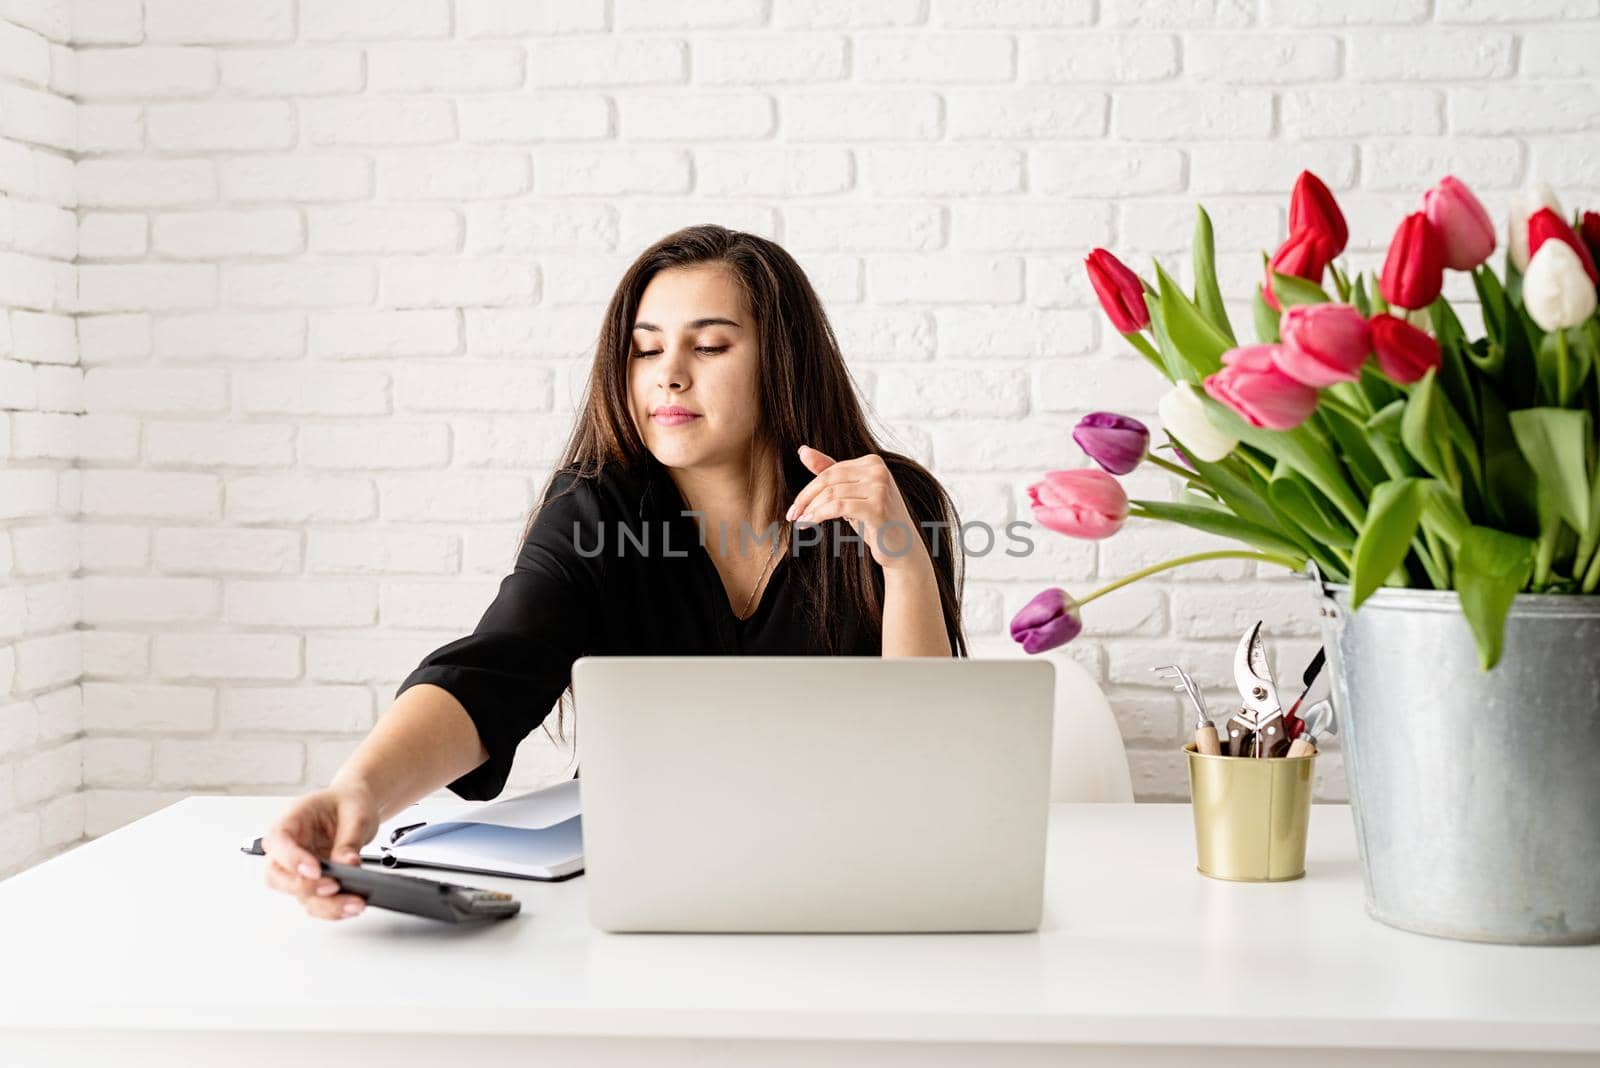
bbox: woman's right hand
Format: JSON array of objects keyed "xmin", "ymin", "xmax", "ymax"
[{"xmin": 261, "ymin": 781, "xmax": 382, "ymax": 921}]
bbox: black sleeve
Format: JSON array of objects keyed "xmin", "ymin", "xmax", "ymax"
[{"xmin": 394, "ymin": 469, "xmax": 605, "ymax": 801}]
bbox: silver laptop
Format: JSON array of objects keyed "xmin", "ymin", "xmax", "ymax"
[{"xmin": 571, "ymin": 656, "xmax": 1056, "ymax": 933}]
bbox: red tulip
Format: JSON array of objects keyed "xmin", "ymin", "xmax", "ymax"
[
  {"xmin": 1287, "ymin": 170, "xmax": 1347, "ymax": 257},
  {"xmin": 1203, "ymin": 344, "xmax": 1320, "ymax": 431},
  {"xmin": 1275, "ymin": 303, "xmax": 1370, "ymax": 387},
  {"xmin": 1027, "ymin": 469, "xmax": 1129, "ymax": 540},
  {"xmin": 1421, "ymin": 176, "xmax": 1496, "ymax": 271},
  {"xmin": 1580, "ymin": 212, "xmax": 1600, "ymax": 273},
  {"xmin": 1526, "ymin": 207, "xmax": 1599, "ymax": 286},
  {"xmin": 1261, "ymin": 227, "xmax": 1334, "ymax": 312},
  {"xmin": 1380, "ymin": 212, "xmax": 1445, "ymax": 310},
  {"xmin": 1085, "ymin": 248, "xmax": 1149, "ymax": 333},
  {"xmin": 1368, "ymin": 313, "xmax": 1441, "ymax": 385}
]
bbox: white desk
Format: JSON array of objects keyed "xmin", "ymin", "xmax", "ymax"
[{"xmin": 1, "ymin": 798, "xmax": 1596, "ymax": 1067}]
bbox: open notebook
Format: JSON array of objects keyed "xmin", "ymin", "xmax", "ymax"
[{"xmin": 357, "ymin": 778, "xmax": 583, "ymax": 881}]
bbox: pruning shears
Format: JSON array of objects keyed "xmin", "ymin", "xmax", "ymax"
[{"xmin": 1224, "ymin": 621, "xmax": 1291, "ymax": 758}]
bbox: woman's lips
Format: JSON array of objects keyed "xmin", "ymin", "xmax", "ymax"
[{"xmin": 652, "ymin": 410, "xmax": 701, "ymax": 426}]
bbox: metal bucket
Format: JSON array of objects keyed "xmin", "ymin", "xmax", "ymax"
[{"xmin": 1315, "ymin": 580, "xmax": 1600, "ymax": 944}]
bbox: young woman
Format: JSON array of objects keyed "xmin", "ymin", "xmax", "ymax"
[{"xmin": 262, "ymin": 225, "xmax": 968, "ymax": 920}]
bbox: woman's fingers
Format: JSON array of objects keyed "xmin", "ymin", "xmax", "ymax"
[
  {"xmin": 787, "ymin": 472, "xmax": 864, "ymax": 523},
  {"xmin": 794, "ymin": 486, "xmax": 872, "ymax": 524},
  {"xmin": 263, "ymin": 860, "xmax": 367, "ymax": 920}
]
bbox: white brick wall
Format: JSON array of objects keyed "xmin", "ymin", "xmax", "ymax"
[{"xmin": 5, "ymin": 0, "xmax": 1600, "ymax": 875}]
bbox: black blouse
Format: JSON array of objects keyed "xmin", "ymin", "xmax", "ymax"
[{"xmin": 395, "ymin": 456, "xmax": 879, "ymax": 801}]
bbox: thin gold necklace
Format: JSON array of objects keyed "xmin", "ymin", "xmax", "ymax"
[{"xmin": 736, "ymin": 526, "xmax": 786, "ymax": 621}]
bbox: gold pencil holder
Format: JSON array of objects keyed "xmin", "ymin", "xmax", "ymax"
[{"xmin": 1184, "ymin": 743, "xmax": 1316, "ymax": 882}]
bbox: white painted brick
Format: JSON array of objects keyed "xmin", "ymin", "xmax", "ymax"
[
  {"xmin": 1450, "ymin": 85, "xmax": 1600, "ymax": 135},
  {"xmin": 156, "ymin": 739, "xmax": 301, "ymax": 786},
  {"xmin": 695, "ymin": 34, "xmax": 844, "ymax": 85},
  {"xmin": 82, "ymin": 577, "xmax": 215, "ymax": 624},
  {"xmin": 1189, "ymin": 142, "xmax": 1355, "ymax": 195},
  {"xmin": 1102, "ymin": 0, "xmax": 1255, "ymax": 28},
  {"xmin": 776, "ymin": 0, "xmax": 922, "ymax": 28},
  {"xmin": 81, "ymin": 631, "xmax": 148, "ymax": 677},
  {"xmin": 82, "ymin": 790, "xmax": 187, "ymax": 837},
  {"xmin": 76, "ymin": 47, "xmax": 216, "ymax": 98},
  {"xmin": 40, "ymin": 792, "xmax": 85, "ymax": 849},
  {"xmin": 1360, "ymin": 138, "xmax": 1522, "ymax": 192},
  {"xmin": 461, "ymin": 0, "xmax": 608, "ymax": 37},
  {"xmin": 1030, "ymin": 145, "xmax": 1183, "ymax": 197},
  {"xmin": 380, "ymin": 257, "xmax": 537, "ymax": 308},
  {"xmin": 1261, "ymin": 0, "xmax": 1429, "ymax": 23},
  {"xmin": 1521, "ymin": 29, "xmax": 1600, "ymax": 77},
  {"xmin": 308, "ymin": 207, "xmax": 460, "ymax": 256},
  {"xmin": 225, "ymin": 475, "xmax": 376, "ymax": 524},
  {"xmin": 35, "ymin": 686, "xmax": 82, "ymax": 741},
  {"xmin": 933, "ymin": 0, "xmax": 1091, "ymax": 26},
  {"xmin": 77, "ymin": 159, "xmax": 215, "ymax": 208},
  {"xmin": 150, "ymin": 528, "xmax": 297, "ymax": 577},
  {"xmin": 467, "ymin": 203, "xmax": 615, "ymax": 254},
  {"xmin": 948, "ymin": 88, "xmax": 1105, "ymax": 140},
  {"xmin": 74, "ymin": 0, "xmax": 144, "ymax": 43},
  {"xmin": 856, "ymin": 32, "xmax": 1013, "ymax": 82},
  {"xmin": 1018, "ymin": 32, "xmax": 1178, "ymax": 81},
  {"xmin": 308, "ymin": 309, "xmax": 459, "ymax": 358},
  {"xmin": 302, "ymin": 99, "xmax": 455, "ymax": 146},
  {"xmin": 234, "ymin": 368, "xmax": 388, "ymax": 417},
  {"xmin": 0, "ymin": 20, "xmax": 53, "ymax": 88},
  {"xmin": 83, "ymin": 737, "xmax": 152, "ymax": 786},
  {"xmin": 1348, "ymin": 30, "xmax": 1513, "ymax": 81},
  {"xmin": 369, "ymin": 46, "xmax": 524, "ymax": 92},
  {"xmin": 379, "ymin": 579, "xmax": 500, "ymax": 629},
  {"xmin": 12, "ymin": 632, "xmax": 81, "ymax": 693},
  {"xmin": 782, "ymin": 89, "xmax": 940, "ymax": 141},
  {"xmin": 76, "ymin": 263, "xmax": 217, "ymax": 312},
  {"xmin": 80, "ymin": 469, "xmax": 219, "ymax": 520},
  {"xmin": 392, "ymin": 361, "xmax": 551, "ymax": 412},
  {"xmin": 459, "ymin": 94, "xmax": 610, "ymax": 142},
  {"xmin": 379, "ymin": 152, "xmax": 530, "ymax": 201},
  {"xmin": 146, "ymin": 100, "xmax": 295, "ymax": 151},
  {"xmin": 301, "ymin": 0, "xmax": 452, "ymax": 40},
  {"xmin": 867, "ymin": 254, "xmax": 1022, "ymax": 305},
  {"xmin": 616, "ymin": 0, "xmax": 763, "ymax": 29},
  {"xmin": 10, "ymin": 201, "xmax": 75, "ymax": 260},
  {"xmin": 1281, "ymin": 88, "xmax": 1443, "ymax": 139},
  {"xmin": 784, "ymin": 204, "xmax": 943, "ymax": 252},
  {"xmin": 299, "ymin": 422, "xmax": 450, "ymax": 469},
  {"xmin": 75, "ymin": 525, "xmax": 141, "ymax": 572},
  {"xmin": 1038, "ymin": 355, "xmax": 1167, "ymax": 414},
  {"xmin": 378, "ymin": 472, "xmax": 532, "ymax": 522},
  {"xmin": 223, "ymin": 580, "xmax": 375, "ymax": 627},
  {"xmin": 690, "ymin": 146, "xmax": 846, "ymax": 197},
  {"xmin": 220, "ymin": 686, "xmax": 372, "ymax": 733},
  {"xmin": 151, "ymin": 209, "xmax": 303, "ymax": 258},
  {"xmin": 10, "ymin": 310, "xmax": 73, "ymax": 362},
  {"xmin": 78, "ymin": 212, "xmax": 147, "ymax": 258},
  {"xmin": 77, "ymin": 314, "xmax": 153, "ymax": 367},
  {"xmin": 154, "ymin": 311, "xmax": 304, "ymax": 360},
  {"xmin": 23, "ymin": 578, "xmax": 76, "ymax": 633},
  {"xmin": 76, "ymin": 104, "xmax": 143, "ymax": 152},
  {"xmin": 144, "ymin": 421, "xmax": 295, "ymax": 467},
  {"xmin": 10, "ymin": 411, "xmax": 77, "ymax": 459},
  {"xmin": 83, "ymin": 367, "xmax": 226, "ymax": 414},
  {"xmin": 307, "ymin": 633, "xmax": 446, "ymax": 684},
  {"xmin": 1115, "ymin": 90, "xmax": 1273, "ymax": 141},
  {"xmin": 1437, "ymin": 0, "xmax": 1599, "ymax": 20},
  {"xmin": 218, "ymin": 48, "xmax": 364, "ymax": 95},
  {"xmin": 872, "ymin": 367, "xmax": 1028, "ymax": 419},
  {"xmin": 862, "ymin": 146, "xmax": 1020, "ymax": 196},
  {"xmin": 939, "ymin": 307, "xmax": 1098, "ymax": 359},
  {"xmin": 153, "ymin": 634, "xmax": 299, "ymax": 681},
  {"xmin": 452, "ymin": 413, "xmax": 578, "ymax": 468},
  {"xmin": 1189, "ymin": 33, "xmax": 1341, "ymax": 83},
  {"xmin": 618, "ymin": 92, "xmax": 773, "ymax": 140},
  {"xmin": 308, "ymin": 530, "xmax": 456, "ymax": 575},
  {"xmin": 221, "ymin": 263, "xmax": 375, "ymax": 308},
  {"xmin": 219, "ymin": 155, "xmax": 372, "ymax": 203},
  {"xmin": 16, "ymin": 741, "xmax": 81, "ymax": 804},
  {"xmin": 143, "ymin": 0, "xmax": 294, "ymax": 44},
  {"xmin": 1530, "ymin": 137, "xmax": 1600, "ymax": 189}
]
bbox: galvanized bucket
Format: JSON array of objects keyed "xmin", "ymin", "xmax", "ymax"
[{"xmin": 1315, "ymin": 579, "xmax": 1600, "ymax": 945}]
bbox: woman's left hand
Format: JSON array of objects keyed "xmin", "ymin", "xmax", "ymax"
[{"xmin": 785, "ymin": 444, "xmax": 931, "ymax": 573}]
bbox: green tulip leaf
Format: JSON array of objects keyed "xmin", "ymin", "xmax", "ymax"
[
  {"xmin": 1268, "ymin": 465, "xmax": 1357, "ymax": 549},
  {"xmin": 1269, "ymin": 270, "xmax": 1332, "ymax": 308},
  {"xmin": 1192, "ymin": 206, "xmax": 1236, "ymax": 346},
  {"xmin": 1155, "ymin": 260, "xmax": 1231, "ymax": 377},
  {"xmin": 1508, "ymin": 407, "xmax": 1594, "ymax": 536},
  {"xmin": 1142, "ymin": 291, "xmax": 1199, "ymax": 386},
  {"xmin": 1252, "ymin": 284, "xmax": 1281, "ymax": 343},
  {"xmin": 1455, "ymin": 525, "xmax": 1536, "ymax": 671},
  {"xmin": 1351, "ymin": 477, "xmax": 1426, "ymax": 610},
  {"xmin": 1400, "ymin": 370, "xmax": 1463, "ymax": 495},
  {"xmin": 1128, "ymin": 499, "xmax": 1306, "ymax": 559},
  {"xmin": 1419, "ymin": 480, "xmax": 1472, "ymax": 554}
]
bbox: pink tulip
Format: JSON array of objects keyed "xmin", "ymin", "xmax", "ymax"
[
  {"xmin": 1027, "ymin": 469, "xmax": 1129, "ymax": 540},
  {"xmin": 1421, "ymin": 176, "xmax": 1496, "ymax": 271},
  {"xmin": 1274, "ymin": 304, "xmax": 1371, "ymax": 387},
  {"xmin": 1203, "ymin": 344, "xmax": 1320, "ymax": 431}
]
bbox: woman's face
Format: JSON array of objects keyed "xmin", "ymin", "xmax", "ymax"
[{"xmin": 627, "ymin": 264, "xmax": 762, "ymax": 471}]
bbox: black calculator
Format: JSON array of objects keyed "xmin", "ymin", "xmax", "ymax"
[{"xmin": 320, "ymin": 859, "xmax": 522, "ymax": 925}]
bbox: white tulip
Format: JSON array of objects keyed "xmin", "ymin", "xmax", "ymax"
[
  {"xmin": 1158, "ymin": 382, "xmax": 1239, "ymax": 463},
  {"xmin": 1508, "ymin": 182, "xmax": 1563, "ymax": 273},
  {"xmin": 1523, "ymin": 239, "xmax": 1598, "ymax": 332}
]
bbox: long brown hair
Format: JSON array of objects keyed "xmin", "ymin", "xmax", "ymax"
[{"xmin": 525, "ymin": 224, "xmax": 968, "ymax": 749}]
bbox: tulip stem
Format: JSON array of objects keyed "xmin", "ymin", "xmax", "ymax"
[
  {"xmin": 1077, "ymin": 550, "xmax": 1305, "ymax": 608},
  {"xmin": 1556, "ymin": 328, "xmax": 1571, "ymax": 406},
  {"xmin": 1146, "ymin": 454, "xmax": 1193, "ymax": 480}
]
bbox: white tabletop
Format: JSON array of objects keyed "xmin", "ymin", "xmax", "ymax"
[{"xmin": 1, "ymin": 797, "xmax": 1596, "ymax": 1066}]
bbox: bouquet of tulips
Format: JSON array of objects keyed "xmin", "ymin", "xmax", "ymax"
[{"xmin": 1010, "ymin": 171, "xmax": 1600, "ymax": 670}]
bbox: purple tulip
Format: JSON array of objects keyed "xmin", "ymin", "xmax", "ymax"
[
  {"xmin": 1009, "ymin": 588, "xmax": 1083, "ymax": 654},
  {"xmin": 1072, "ymin": 412, "xmax": 1150, "ymax": 476}
]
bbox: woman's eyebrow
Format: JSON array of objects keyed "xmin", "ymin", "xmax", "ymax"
[{"xmin": 632, "ymin": 317, "xmax": 742, "ymax": 332}]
